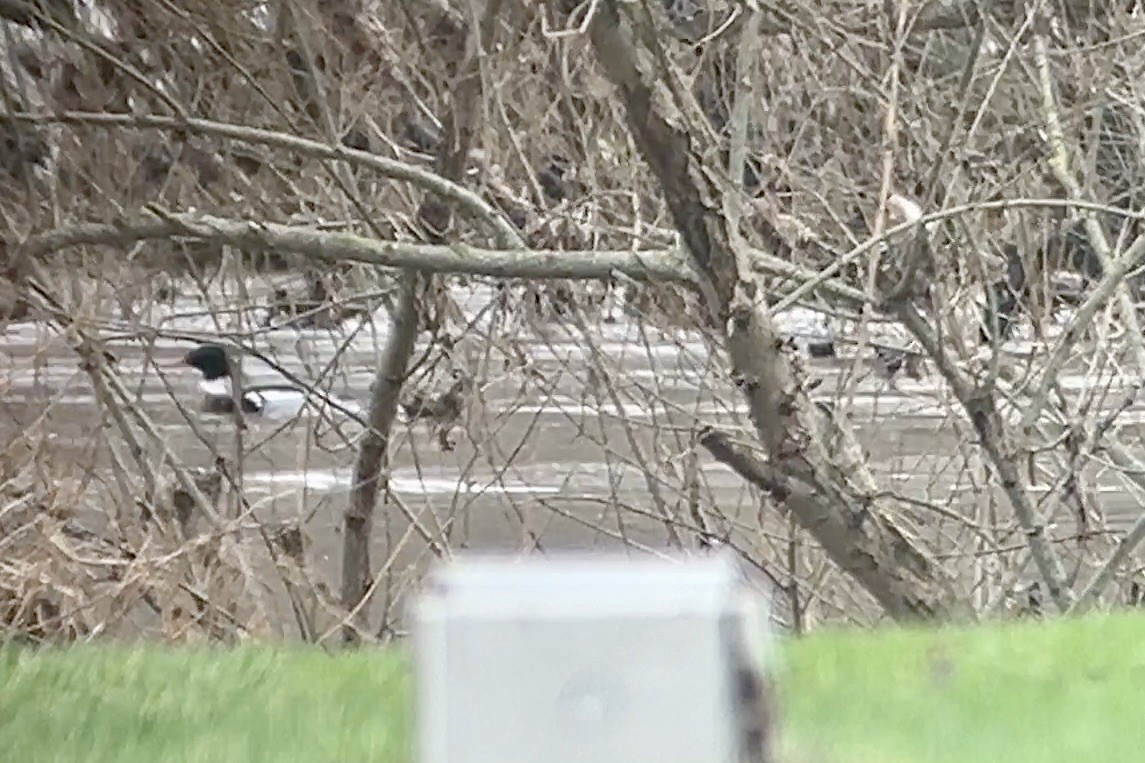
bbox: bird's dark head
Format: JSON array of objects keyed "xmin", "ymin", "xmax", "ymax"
[{"xmin": 183, "ymin": 343, "xmax": 231, "ymax": 380}]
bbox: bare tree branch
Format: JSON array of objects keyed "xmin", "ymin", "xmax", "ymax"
[
  {"xmin": 0, "ymin": 110, "xmax": 522, "ymax": 248},
  {"xmin": 910, "ymin": 0, "xmax": 992, "ymax": 32},
  {"xmin": 658, "ymin": 0, "xmax": 990, "ymax": 41},
  {"xmin": 341, "ymin": 274, "xmax": 420, "ymax": 640},
  {"xmin": 585, "ymin": 0, "xmax": 954, "ymax": 620},
  {"xmin": 16, "ymin": 210, "xmax": 684, "ymax": 282},
  {"xmin": 863, "ymin": 191, "xmax": 1076, "ymax": 613},
  {"xmin": 1071, "ymin": 446, "xmax": 1145, "ymax": 610},
  {"xmin": 0, "ymin": 0, "xmax": 75, "ymax": 30},
  {"xmin": 17, "ymin": 197, "xmax": 1140, "ymax": 308},
  {"xmin": 700, "ymin": 428, "xmax": 951, "ymax": 617},
  {"xmin": 893, "ymin": 299, "xmax": 1075, "ymax": 612},
  {"xmin": 907, "ymin": 0, "xmax": 1114, "ymax": 33},
  {"xmin": 341, "ymin": 0, "xmax": 506, "ymax": 642},
  {"xmin": 1029, "ymin": 31, "xmax": 1145, "ymax": 422}
]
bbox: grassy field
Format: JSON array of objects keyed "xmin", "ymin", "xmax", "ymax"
[
  {"xmin": 779, "ymin": 612, "xmax": 1145, "ymax": 762},
  {"xmin": 3, "ymin": 613, "xmax": 1144, "ymax": 762}
]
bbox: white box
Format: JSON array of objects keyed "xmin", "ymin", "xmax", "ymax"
[{"xmin": 411, "ymin": 551, "xmax": 774, "ymax": 763}]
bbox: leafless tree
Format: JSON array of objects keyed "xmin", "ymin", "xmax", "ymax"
[{"xmin": 3, "ymin": 0, "xmax": 1145, "ymax": 644}]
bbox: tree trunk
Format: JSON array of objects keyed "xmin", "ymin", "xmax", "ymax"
[
  {"xmin": 340, "ymin": 0, "xmax": 505, "ymax": 641},
  {"xmin": 585, "ymin": 0, "xmax": 955, "ymax": 620}
]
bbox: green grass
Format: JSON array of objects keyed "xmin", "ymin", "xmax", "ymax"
[
  {"xmin": 779, "ymin": 612, "xmax": 1145, "ymax": 762},
  {"xmin": 2, "ymin": 613, "xmax": 1144, "ymax": 762},
  {"xmin": 0, "ymin": 645, "xmax": 411, "ymax": 763}
]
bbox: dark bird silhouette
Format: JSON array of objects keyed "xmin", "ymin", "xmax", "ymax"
[
  {"xmin": 872, "ymin": 345, "xmax": 926, "ymax": 383},
  {"xmin": 538, "ymin": 154, "xmax": 571, "ymax": 202},
  {"xmin": 979, "ymin": 245, "xmax": 1027, "ymax": 344},
  {"xmin": 807, "ymin": 340, "xmax": 836, "ymax": 359},
  {"xmin": 979, "ymin": 227, "xmax": 1130, "ymax": 345}
]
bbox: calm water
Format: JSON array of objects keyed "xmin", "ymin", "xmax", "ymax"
[{"xmin": 1, "ymin": 281, "xmax": 1139, "ymax": 634}]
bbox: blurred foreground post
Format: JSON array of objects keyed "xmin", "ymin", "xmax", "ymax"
[{"xmin": 412, "ymin": 552, "xmax": 775, "ymax": 763}]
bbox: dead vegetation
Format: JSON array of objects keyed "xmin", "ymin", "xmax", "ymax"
[{"xmin": 3, "ymin": 0, "xmax": 1145, "ymax": 644}]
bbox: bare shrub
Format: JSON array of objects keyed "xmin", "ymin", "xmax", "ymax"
[{"xmin": 3, "ymin": 0, "xmax": 1145, "ymax": 644}]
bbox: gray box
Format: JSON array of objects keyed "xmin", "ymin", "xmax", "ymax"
[{"xmin": 412, "ymin": 551, "xmax": 773, "ymax": 763}]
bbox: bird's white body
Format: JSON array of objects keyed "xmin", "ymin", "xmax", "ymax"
[{"xmin": 199, "ymin": 377, "xmax": 363, "ymax": 420}]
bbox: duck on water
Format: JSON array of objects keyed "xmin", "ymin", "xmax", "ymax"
[
  {"xmin": 180, "ymin": 343, "xmax": 364, "ymax": 420},
  {"xmin": 180, "ymin": 344, "xmax": 474, "ymax": 449}
]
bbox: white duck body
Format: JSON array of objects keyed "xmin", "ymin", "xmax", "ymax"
[{"xmin": 184, "ymin": 344, "xmax": 362, "ymax": 421}]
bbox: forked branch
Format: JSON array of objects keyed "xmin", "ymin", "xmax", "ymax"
[{"xmin": 584, "ymin": 0, "xmax": 954, "ymax": 620}]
